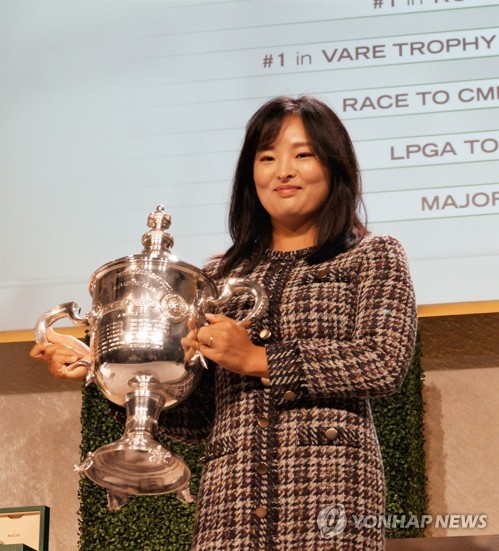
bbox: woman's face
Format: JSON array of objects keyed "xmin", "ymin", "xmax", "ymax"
[{"xmin": 253, "ymin": 115, "xmax": 330, "ymax": 233}]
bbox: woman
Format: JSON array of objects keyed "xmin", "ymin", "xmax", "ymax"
[{"xmin": 32, "ymin": 96, "xmax": 417, "ymax": 549}]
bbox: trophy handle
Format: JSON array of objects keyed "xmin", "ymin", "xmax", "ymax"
[
  {"xmin": 207, "ymin": 277, "xmax": 268, "ymax": 325},
  {"xmin": 34, "ymin": 301, "xmax": 92, "ymax": 374}
]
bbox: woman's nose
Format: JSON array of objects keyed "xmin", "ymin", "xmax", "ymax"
[{"xmin": 276, "ymin": 159, "xmax": 296, "ymax": 180}]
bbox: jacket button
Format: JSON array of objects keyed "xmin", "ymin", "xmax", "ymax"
[
  {"xmin": 257, "ymin": 417, "xmax": 270, "ymax": 428},
  {"xmin": 324, "ymin": 427, "xmax": 338, "ymax": 441},
  {"xmin": 259, "ymin": 328, "xmax": 272, "ymax": 340},
  {"xmin": 283, "ymin": 390, "xmax": 297, "ymax": 401},
  {"xmin": 316, "ymin": 267, "xmax": 329, "ymax": 280},
  {"xmin": 212, "ymin": 442, "xmax": 220, "ymax": 454},
  {"xmin": 261, "ymin": 377, "xmax": 271, "ymax": 387},
  {"xmin": 256, "ymin": 462, "xmax": 269, "ymax": 475},
  {"xmin": 255, "ymin": 506, "xmax": 268, "ymax": 518}
]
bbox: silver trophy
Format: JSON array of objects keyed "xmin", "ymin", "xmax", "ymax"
[{"xmin": 34, "ymin": 206, "xmax": 267, "ymax": 510}]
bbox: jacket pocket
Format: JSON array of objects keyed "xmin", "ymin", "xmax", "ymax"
[
  {"xmin": 295, "ymin": 424, "xmax": 360, "ymax": 448},
  {"xmin": 300, "ymin": 266, "xmax": 356, "ymax": 285},
  {"xmin": 202, "ymin": 434, "xmax": 238, "ymax": 462}
]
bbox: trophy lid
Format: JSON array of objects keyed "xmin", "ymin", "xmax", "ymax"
[
  {"xmin": 141, "ymin": 205, "xmax": 174, "ymax": 255},
  {"xmin": 88, "ymin": 205, "xmax": 216, "ymax": 296}
]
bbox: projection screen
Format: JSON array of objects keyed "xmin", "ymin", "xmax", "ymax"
[{"xmin": 0, "ymin": 0, "xmax": 498, "ymax": 332}]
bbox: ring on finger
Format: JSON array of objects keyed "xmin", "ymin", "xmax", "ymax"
[{"xmin": 208, "ymin": 336, "xmax": 214, "ymax": 347}]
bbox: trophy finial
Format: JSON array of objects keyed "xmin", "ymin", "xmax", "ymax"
[
  {"xmin": 142, "ymin": 205, "xmax": 174, "ymax": 254},
  {"xmin": 147, "ymin": 205, "xmax": 170, "ymax": 230}
]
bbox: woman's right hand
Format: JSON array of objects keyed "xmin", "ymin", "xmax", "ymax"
[
  {"xmin": 30, "ymin": 334, "xmax": 90, "ymax": 380},
  {"xmin": 181, "ymin": 318, "xmax": 200, "ymax": 364}
]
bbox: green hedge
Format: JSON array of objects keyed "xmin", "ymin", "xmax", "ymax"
[
  {"xmin": 371, "ymin": 336, "xmax": 428, "ymax": 538},
  {"xmin": 78, "ymin": 339, "xmax": 426, "ymax": 549}
]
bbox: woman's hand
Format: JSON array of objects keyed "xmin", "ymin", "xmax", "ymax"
[
  {"xmin": 30, "ymin": 330, "xmax": 90, "ymax": 380},
  {"xmin": 181, "ymin": 318, "xmax": 199, "ymax": 364},
  {"xmin": 195, "ymin": 313, "xmax": 269, "ymax": 378}
]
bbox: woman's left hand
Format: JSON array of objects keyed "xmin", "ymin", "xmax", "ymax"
[{"xmin": 196, "ymin": 313, "xmax": 269, "ymax": 378}]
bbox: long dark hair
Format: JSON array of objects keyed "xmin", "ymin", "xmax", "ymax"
[{"xmin": 217, "ymin": 95, "xmax": 367, "ymax": 277}]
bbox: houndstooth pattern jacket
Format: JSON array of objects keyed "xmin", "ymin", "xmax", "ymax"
[{"xmin": 158, "ymin": 233, "xmax": 417, "ymax": 550}]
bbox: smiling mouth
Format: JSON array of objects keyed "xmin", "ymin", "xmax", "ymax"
[{"xmin": 274, "ymin": 185, "xmax": 301, "ymax": 192}]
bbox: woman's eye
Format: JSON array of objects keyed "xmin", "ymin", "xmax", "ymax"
[
  {"xmin": 297, "ymin": 152, "xmax": 314, "ymax": 158},
  {"xmin": 259, "ymin": 155, "xmax": 274, "ymax": 162}
]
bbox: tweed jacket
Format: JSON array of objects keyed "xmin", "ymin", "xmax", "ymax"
[{"xmin": 159, "ymin": 233, "xmax": 417, "ymax": 550}]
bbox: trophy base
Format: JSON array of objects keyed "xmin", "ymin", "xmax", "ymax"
[
  {"xmin": 75, "ymin": 382, "xmax": 196, "ymax": 510},
  {"xmin": 76, "ymin": 438, "xmax": 193, "ymax": 508}
]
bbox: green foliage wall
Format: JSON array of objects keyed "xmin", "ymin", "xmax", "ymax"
[
  {"xmin": 371, "ymin": 336, "xmax": 428, "ymax": 538},
  {"xmin": 79, "ymin": 340, "xmax": 426, "ymax": 549}
]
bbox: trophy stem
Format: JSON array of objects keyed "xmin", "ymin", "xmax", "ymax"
[
  {"xmin": 123, "ymin": 382, "xmax": 166, "ymax": 445},
  {"xmin": 75, "ymin": 378, "xmax": 193, "ymax": 508}
]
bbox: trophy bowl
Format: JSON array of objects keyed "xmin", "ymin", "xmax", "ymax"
[{"xmin": 34, "ymin": 206, "xmax": 267, "ymax": 510}]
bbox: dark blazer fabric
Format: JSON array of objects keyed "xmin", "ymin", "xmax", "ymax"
[{"xmin": 159, "ymin": 233, "xmax": 417, "ymax": 550}]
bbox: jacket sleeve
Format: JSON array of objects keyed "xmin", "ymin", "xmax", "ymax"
[
  {"xmin": 156, "ymin": 364, "xmax": 216, "ymax": 446},
  {"xmin": 265, "ymin": 235, "xmax": 417, "ymax": 401}
]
